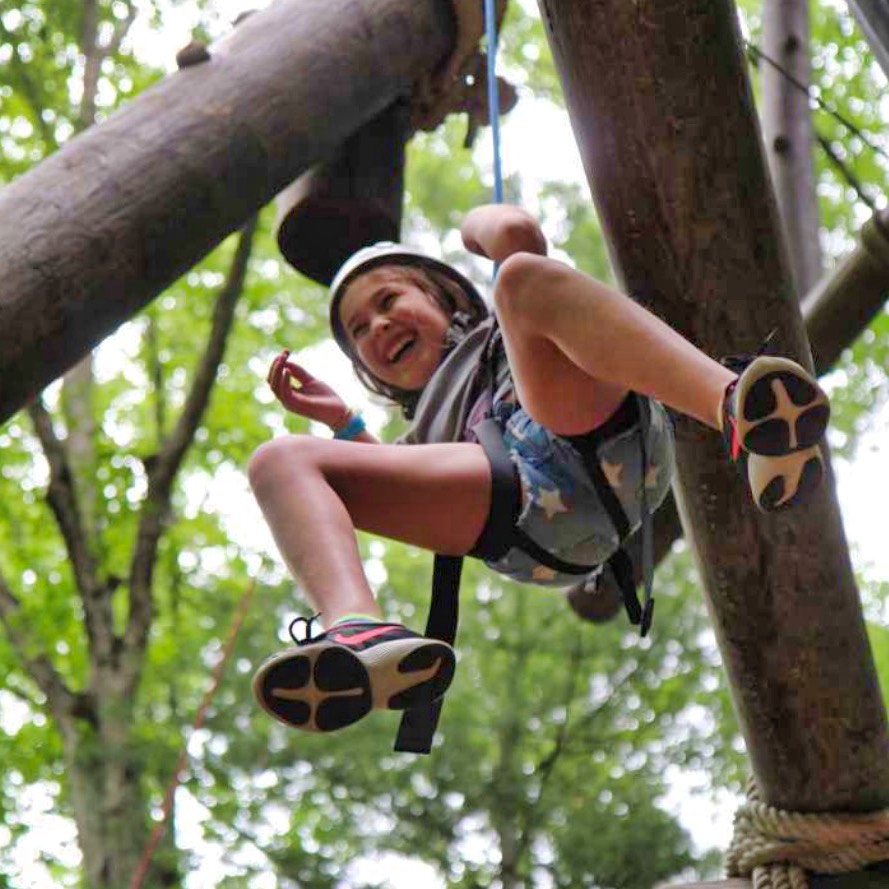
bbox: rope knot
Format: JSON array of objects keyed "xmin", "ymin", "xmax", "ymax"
[{"xmin": 726, "ymin": 779, "xmax": 889, "ymax": 888}]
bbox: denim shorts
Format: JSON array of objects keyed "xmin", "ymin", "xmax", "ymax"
[{"xmin": 482, "ymin": 398, "xmax": 674, "ymax": 588}]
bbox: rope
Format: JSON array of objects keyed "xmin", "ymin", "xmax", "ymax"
[
  {"xmin": 484, "ymin": 0, "xmax": 504, "ymax": 205},
  {"xmin": 726, "ymin": 779, "xmax": 889, "ymax": 888},
  {"xmin": 128, "ymin": 580, "xmax": 256, "ymax": 889}
]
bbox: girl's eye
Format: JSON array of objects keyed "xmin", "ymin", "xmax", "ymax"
[
  {"xmin": 351, "ymin": 322, "xmax": 368, "ymax": 339},
  {"xmin": 381, "ymin": 292, "xmax": 397, "ymax": 310}
]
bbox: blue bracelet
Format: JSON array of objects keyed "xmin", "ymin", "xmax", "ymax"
[{"xmin": 333, "ymin": 412, "xmax": 366, "ymax": 441}]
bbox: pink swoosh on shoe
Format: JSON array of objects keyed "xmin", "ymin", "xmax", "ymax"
[{"xmin": 330, "ymin": 625, "xmax": 402, "ymax": 646}]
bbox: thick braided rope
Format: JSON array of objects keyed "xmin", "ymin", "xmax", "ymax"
[{"xmin": 726, "ymin": 779, "xmax": 889, "ymax": 888}]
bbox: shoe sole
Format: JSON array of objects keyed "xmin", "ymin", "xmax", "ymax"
[
  {"xmin": 252, "ymin": 638, "xmax": 455, "ymax": 733},
  {"xmin": 747, "ymin": 446, "xmax": 825, "ymax": 512},
  {"xmin": 733, "ymin": 357, "xmax": 830, "ymax": 456}
]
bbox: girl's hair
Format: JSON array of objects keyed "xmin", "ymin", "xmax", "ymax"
[{"xmin": 339, "ymin": 264, "xmax": 488, "ymax": 419}]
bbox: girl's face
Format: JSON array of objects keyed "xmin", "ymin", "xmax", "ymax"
[{"xmin": 338, "ymin": 266, "xmax": 451, "ymax": 391}]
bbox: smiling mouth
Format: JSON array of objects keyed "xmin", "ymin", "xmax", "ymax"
[{"xmin": 387, "ymin": 336, "xmax": 416, "ymax": 364}]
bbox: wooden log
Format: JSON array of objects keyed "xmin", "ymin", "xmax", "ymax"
[
  {"xmin": 0, "ymin": 0, "xmax": 455, "ymax": 422},
  {"xmin": 538, "ymin": 0, "xmax": 889, "ymax": 814},
  {"xmin": 275, "ymin": 99, "xmax": 411, "ymax": 285},
  {"xmin": 803, "ymin": 208, "xmax": 889, "ymax": 374}
]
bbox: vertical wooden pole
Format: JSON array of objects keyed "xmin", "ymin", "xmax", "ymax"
[{"xmin": 538, "ymin": 0, "xmax": 889, "ymax": 812}]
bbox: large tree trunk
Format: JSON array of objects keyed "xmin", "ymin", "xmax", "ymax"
[
  {"xmin": 0, "ymin": 0, "xmax": 455, "ymax": 423},
  {"xmin": 761, "ymin": 0, "xmax": 822, "ymax": 295},
  {"xmin": 538, "ymin": 0, "xmax": 889, "ymax": 825}
]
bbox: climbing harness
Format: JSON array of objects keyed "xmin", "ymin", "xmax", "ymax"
[
  {"xmin": 726, "ymin": 779, "xmax": 889, "ymax": 888},
  {"xmin": 395, "ymin": 0, "xmax": 656, "ymax": 754},
  {"xmin": 396, "ymin": 339, "xmax": 657, "ymax": 755}
]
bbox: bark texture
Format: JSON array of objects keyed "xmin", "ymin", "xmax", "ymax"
[
  {"xmin": 0, "ymin": 0, "xmax": 455, "ymax": 423},
  {"xmin": 761, "ymin": 0, "xmax": 823, "ymax": 294},
  {"xmin": 538, "ymin": 0, "xmax": 889, "ymax": 812}
]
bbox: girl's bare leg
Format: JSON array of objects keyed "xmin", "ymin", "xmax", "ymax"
[
  {"xmin": 493, "ymin": 252, "xmax": 737, "ymax": 435},
  {"xmin": 248, "ymin": 436, "xmax": 491, "ymax": 625}
]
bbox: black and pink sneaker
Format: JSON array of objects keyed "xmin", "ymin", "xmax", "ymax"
[
  {"xmin": 720, "ymin": 353, "xmax": 830, "ymax": 512},
  {"xmin": 252, "ymin": 616, "xmax": 455, "ymax": 733}
]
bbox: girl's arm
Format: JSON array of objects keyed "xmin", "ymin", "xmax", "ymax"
[{"xmin": 460, "ymin": 204, "xmax": 548, "ymax": 263}]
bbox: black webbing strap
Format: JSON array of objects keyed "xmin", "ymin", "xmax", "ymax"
[
  {"xmin": 468, "ymin": 418, "xmax": 523, "ymax": 561},
  {"xmin": 636, "ymin": 396, "xmax": 655, "ymax": 635},
  {"xmin": 563, "ymin": 394, "xmax": 654, "ymax": 635},
  {"xmin": 394, "ymin": 554, "xmax": 463, "ymax": 754}
]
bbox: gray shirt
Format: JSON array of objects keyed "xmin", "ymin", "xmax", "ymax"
[{"xmin": 400, "ymin": 316, "xmax": 512, "ymax": 445}]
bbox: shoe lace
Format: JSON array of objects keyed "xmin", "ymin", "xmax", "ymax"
[
  {"xmin": 288, "ymin": 613, "xmax": 322, "ymax": 645},
  {"xmin": 720, "ymin": 328, "xmax": 777, "ymax": 374}
]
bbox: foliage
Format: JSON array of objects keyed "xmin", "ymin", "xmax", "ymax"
[{"xmin": 0, "ymin": 0, "xmax": 887, "ymax": 887}]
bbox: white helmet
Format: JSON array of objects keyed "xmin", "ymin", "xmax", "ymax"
[{"xmin": 328, "ymin": 242, "xmax": 488, "ymax": 354}]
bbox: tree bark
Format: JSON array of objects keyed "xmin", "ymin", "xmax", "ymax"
[
  {"xmin": 538, "ymin": 0, "xmax": 889, "ymax": 815},
  {"xmin": 761, "ymin": 0, "xmax": 822, "ymax": 295},
  {"xmin": 0, "ymin": 0, "xmax": 456, "ymax": 423}
]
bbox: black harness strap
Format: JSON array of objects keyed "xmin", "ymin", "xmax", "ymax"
[
  {"xmin": 563, "ymin": 394, "xmax": 654, "ymax": 635},
  {"xmin": 394, "ymin": 554, "xmax": 463, "ymax": 754}
]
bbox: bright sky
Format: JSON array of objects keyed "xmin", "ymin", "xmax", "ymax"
[{"xmin": 6, "ymin": 0, "xmax": 889, "ymax": 885}]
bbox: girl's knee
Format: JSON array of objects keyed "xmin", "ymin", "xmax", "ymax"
[
  {"xmin": 494, "ymin": 252, "xmax": 566, "ymax": 320},
  {"xmin": 248, "ymin": 434, "xmax": 321, "ymax": 493}
]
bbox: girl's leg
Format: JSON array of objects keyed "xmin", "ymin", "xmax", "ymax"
[
  {"xmin": 248, "ymin": 435, "xmax": 490, "ymax": 625},
  {"xmin": 493, "ymin": 252, "xmax": 737, "ymax": 434}
]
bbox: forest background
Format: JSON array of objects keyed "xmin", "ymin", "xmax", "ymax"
[{"xmin": 0, "ymin": 0, "xmax": 888, "ymax": 886}]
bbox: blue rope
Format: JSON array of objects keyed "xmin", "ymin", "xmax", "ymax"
[{"xmin": 484, "ymin": 0, "xmax": 503, "ymax": 205}]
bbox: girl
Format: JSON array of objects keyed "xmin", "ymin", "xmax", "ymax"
[{"xmin": 249, "ymin": 204, "xmax": 830, "ymax": 735}]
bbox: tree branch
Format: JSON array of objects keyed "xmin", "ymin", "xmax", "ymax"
[
  {"xmin": 0, "ymin": 18, "xmax": 59, "ymax": 151},
  {"xmin": 77, "ymin": 0, "xmax": 138, "ymax": 130},
  {"xmin": 28, "ymin": 400, "xmax": 115, "ymax": 667},
  {"xmin": 0, "ymin": 569, "xmax": 79, "ymax": 734},
  {"xmin": 124, "ymin": 218, "xmax": 258, "ymax": 689},
  {"xmin": 508, "ymin": 634, "xmax": 585, "ymax": 879},
  {"xmin": 103, "ymin": 1, "xmax": 138, "ymax": 60},
  {"xmin": 816, "ymin": 131, "xmax": 879, "ymax": 214},
  {"xmin": 78, "ymin": 0, "xmax": 101, "ymax": 128}
]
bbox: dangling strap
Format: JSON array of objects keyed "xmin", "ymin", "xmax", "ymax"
[
  {"xmin": 394, "ymin": 554, "xmax": 463, "ymax": 754},
  {"xmin": 634, "ymin": 395, "xmax": 655, "ymax": 635}
]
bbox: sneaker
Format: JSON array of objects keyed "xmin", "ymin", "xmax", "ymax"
[
  {"xmin": 252, "ymin": 616, "xmax": 456, "ymax": 733},
  {"xmin": 721, "ymin": 354, "xmax": 830, "ymax": 511}
]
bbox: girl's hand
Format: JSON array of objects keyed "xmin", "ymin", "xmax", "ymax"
[{"xmin": 267, "ymin": 350, "xmax": 350, "ymax": 429}]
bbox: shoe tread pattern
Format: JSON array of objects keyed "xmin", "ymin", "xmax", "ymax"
[
  {"xmin": 737, "ymin": 362, "xmax": 829, "ymax": 456},
  {"xmin": 254, "ymin": 644, "xmax": 372, "ymax": 733}
]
